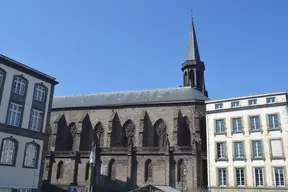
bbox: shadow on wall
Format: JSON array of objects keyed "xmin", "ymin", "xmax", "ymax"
[{"xmin": 42, "ymin": 174, "xmax": 138, "ymax": 192}]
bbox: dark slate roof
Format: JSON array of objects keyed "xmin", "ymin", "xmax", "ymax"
[
  {"xmin": 52, "ymin": 87, "xmax": 210, "ymax": 109},
  {"xmin": 186, "ymin": 18, "xmax": 201, "ymax": 61},
  {"xmin": 0, "ymin": 54, "xmax": 58, "ymax": 84}
]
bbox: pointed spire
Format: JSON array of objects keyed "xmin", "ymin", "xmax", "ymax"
[{"xmin": 186, "ymin": 18, "xmax": 201, "ymax": 61}]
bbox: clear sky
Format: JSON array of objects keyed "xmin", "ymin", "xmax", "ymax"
[{"xmin": 0, "ymin": 0, "xmax": 287, "ymax": 99}]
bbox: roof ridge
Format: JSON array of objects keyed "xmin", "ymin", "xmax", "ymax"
[
  {"xmin": 52, "ymin": 87, "xmax": 209, "ymax": 109},
  {"xmin": 54, "ymin": 86, "xmax": 192, "ymax": 98}
]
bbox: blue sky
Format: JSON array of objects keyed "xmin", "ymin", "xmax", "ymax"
[{"xmin": 0, "ymin": 0, "xmax": 287, "ymax": 99}]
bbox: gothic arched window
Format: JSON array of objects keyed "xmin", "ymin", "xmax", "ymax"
[
  {"xmin": 123, "ymin": 120, "xmax": 135, "ymax": 147},
  {"xmin": 178, "ymin": 116, "xmax": 191, "ymax": 146},
  {"xmin": 55, "ymin": 115, "xmax": 68, "ymax": 151},
  {"xmin": 144, "ymin": 159, "xmax": 153, "ymax": 182},
  {"xmin": 189, "ymin": 70, "xmax": 195, "ymax": 87},
  {"xmin": 94, "ymin": 122, "xmax": 104, "ymax": 148},
  {"xmin": 67, "ymin": 122, "xmax": 76, "ymax": 151},
  {"xmin": 154, "ymin": 119, "xmax": 167, "ymax": 147},
  {"xmin": 56, "ymin": 161, "xmax": 64, "ymax": 180},
  {"xmin": 79, "ymin": 114, "xmax": 93, "ymax": 151},
  {"xmin": 108, "ymin": 159, "xmax": 116, "ymax": 181}
]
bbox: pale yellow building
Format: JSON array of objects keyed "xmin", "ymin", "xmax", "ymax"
[{"xmin": 206, "ymin": 92, "xmax": 288, "ymax": 191}]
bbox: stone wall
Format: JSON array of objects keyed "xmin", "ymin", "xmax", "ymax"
[{"xmin": 43, "ymin": 102, "xmax": 207, "ymax": 191}]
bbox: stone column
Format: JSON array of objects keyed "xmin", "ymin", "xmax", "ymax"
[
  {"xmin": 165, "ymin": 134, "xmax": 170, "ymax": 185},
  {"xmin": 126, "ymin": 154, "xmax": 132, "ymax": 189},
  {"xmin": 71, "ymin": 152, "xmax": 79, "ymax": 185},
  {"xmin": 138, "ymin": 116, "xmax": 144, "ymax": 147},
  {"xmin": 43, "ymin": 153, "xmax": 54, "ymax": 183},
  {"xmin": 173, "ymin": 115, "xmax": 178, "ymax": 146},
  {"xmin": 165, "ymin": 154, "xmax": 170, "ymax": 185},
  {"xmin": 50, "ymin": 123, "xmax": 58, "ymax": 151},
  {"xmin": 73, "ymin": 132, "xmax": 81, "ymax": 151},
  {"xmin": 127, "ymin": 136, "xmax": 134, "ymax": 189},
  {"xmin": 107, "ymin": 118, "xmax": 113, "ymax": 147}
]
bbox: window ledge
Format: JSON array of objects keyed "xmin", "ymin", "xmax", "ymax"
[
  {"xmin": 271, "ymin": 156, "xmax": 286, "ymax": 160},
  {"xmin": 232, "ymin": 130, "xmax": 244, "ymax": 134},
  {"xmin": 22, "ymin": 165, "xmax": 38, "ymax": 169},
  {"xmin": 214, "ymin": 132, "xmax": 227, "ymax": 136},
  {"xmin": 268, "ymin": 128, "xmax": 282, "ymax": 132},
  {"xmin": 254, "ymin": 185, "xmax": 266, "ymax": 188},
  {"xmin": 249, "ymin": 129, "xmax": 263, "ymax": 134},
  {"xmin": 233, "ymin": 157, "xmax": 246, "ymax": 162},
  {"xmin": 215, "ymin": 158, "xmax": 228, "ymax": 162},
  {"xmin": 0, "ymin": 162, "xmax": 15, "ymax": 167},
  {"xmin": 218, "ymin": 185, "xmax": 227, "ymax": 187},
  {"xmin": 236, "ymin": 185, "xmax": 246, "ymax": 188},
  {"xmin": 28, "ymin": 128, "xmax": 41, "ymax": 133},
  {"xmin": 251, "ymin": 157, "xmax": 265, "ymax": 161}
]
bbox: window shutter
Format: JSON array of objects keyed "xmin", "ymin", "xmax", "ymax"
[{"xmin": 271, "ymin": 140, "xmax": 283, "ymax": 157}]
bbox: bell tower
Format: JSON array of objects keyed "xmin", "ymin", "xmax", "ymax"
[{"xmin": 182, "ymin": 18, "xmax": 208, "ymax": 97}]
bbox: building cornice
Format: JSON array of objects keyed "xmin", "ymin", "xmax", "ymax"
[
  {"xmin": 0, "ymin": 54, "xmax": 58, "ymax": 85},
  {"xmin": 206, "ymin": 92, "xmax": 287, "ymax": 104},
  {"xmin": 206, "ymin": 102, "xmax": 287, "ymax": 114}
]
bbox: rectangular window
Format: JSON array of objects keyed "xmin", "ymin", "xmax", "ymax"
[
  {"xmin": 215, "ymin": 119, "xmax": 225, "ymax": 133},
  {"xmin": 29, "ymin": 109, "xmax": 43, "ymax": 132},
  {"xmin": 253, "ymin": 168, "xmax": 264, "ymax": 187},
  {"xmin": 7, "ymin": 102, "xmax": 23, "ymax": 127},
  {"xmin": 266, "ymin": 97, "xmax": 275, "ymax": 104},
  {"xmin": 234, "ymin": 142, "xmax": 244, "ymax": 159},
  {"xmin": 34, "ymin": 85, "xmax": 46, "ymax": 102},
  {"xmin": 12, "ymin": 77, "xmax": 26, "ymax": 95},
  {"xmin": 232, "ymin": 118, "xmax": 242, "ymax": 132},
  {"xmin": 235, "ymin": 168, "xmax": 245, "ymax": 186},
  {"xmin": 0, "ymin": 189, "xmax": 12, "ymax": 192},
  {"xmin": 0, "ymin": 71, "xmax": 3, "ymax": 88},
  {"xmin": 17, "ymin": 189, "xmax": 32, "ymax": 192},
  {"xmin": 270, "ymin": 139, "xmax": 284, "ymax": 158},
  {"xmin": 250, "ymin": 116, "xmax": 260, "ymax": 131},
  {"xmin": 274, "ymin": 167, "xmax": 285, "ymax": 187},
  {"xmin": 252, "ymin": 140, "xmax": 262, "ymax": 159},
  {"xmin": 215, "ymin": 103, "xmax": 223, "ymax": 109},
  {"xmin": 218, "ymin": 168, "xmax": 227, "ymax": 186},
  {"xmin": 0, "ymin": 139, "xmax": 16, "ymax": 165},
  {"xmin": 216, "ymin": 142, "xmax": 225, "ymax": 159},
  {"xmin": 248, "ymin": 99, "xmax": 257, "ymax": 105},
  {"xmin": 268, "ymin": 114, "xmax": 279, "ymax": 129},
  {"xmin": 231, "ymin": 101, "xmax": 240, "ymax": 108}
]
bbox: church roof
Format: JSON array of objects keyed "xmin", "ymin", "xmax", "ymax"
[{"xmin": 52, "ymin": 87, "xmax": 209, "ymax": 109}]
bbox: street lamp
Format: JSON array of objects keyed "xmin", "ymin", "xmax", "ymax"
[
  {"xmin": 182, "ymin": 168, "xmax": 188, "ymax": 192},
  {"xmin": 87, "ymin": 151, "xmax": 95, "ymax": 192}
]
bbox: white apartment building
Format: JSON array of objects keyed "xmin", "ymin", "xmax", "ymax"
[
  {"xmin": 0, "ymin": 55, "xmax": 58, "ymax": 192},
  {"xmin": 206, "ymin": 91, "xmax": 288, "ymax": 191}
]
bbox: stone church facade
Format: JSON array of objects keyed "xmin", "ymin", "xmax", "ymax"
[{"xmin": 43, "ymin": 19, "xmax": 209, "ymax": 192}]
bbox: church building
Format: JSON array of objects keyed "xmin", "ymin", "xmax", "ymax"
[{"xmin": 43, "ymin": 19, "xmax": 210, "ymax": 192}]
